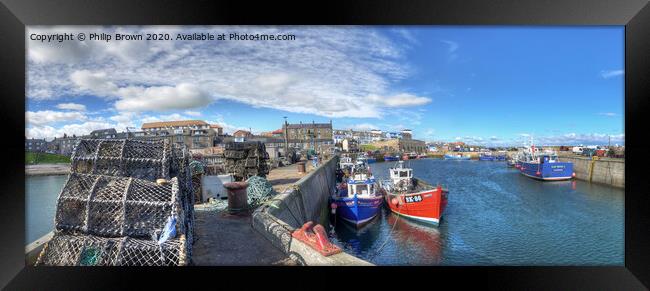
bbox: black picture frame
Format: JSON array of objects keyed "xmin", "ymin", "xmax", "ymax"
[{"xmin": 1, "ymin": 0, "xmax": 648, "ymax": 289}]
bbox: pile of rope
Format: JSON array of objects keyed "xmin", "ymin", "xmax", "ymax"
[
  {"xmin": 246, "ymin": 175, "xmax": 276, "ymax": 209},
  {"xmin": 189, "ymin": 160, "xmax": 205, "ymax": 175}
]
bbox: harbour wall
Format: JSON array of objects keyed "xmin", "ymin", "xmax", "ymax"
[
  {"xmin": 252, "ymin": 156, "xmax": 373, "ymax": 265},
  {"xmin": 559, "ymin": 156, "xmax": 625, "ymax": 188}
]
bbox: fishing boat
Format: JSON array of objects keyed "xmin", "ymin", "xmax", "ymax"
[
  {"xmin": 339, "ymin": 155, "xmax": 355, "ymax": 170},
  {"xmin": 359, "ymin": 152, "xmax": 376, "ymax": 164},
  {"xmin": 331, "ymin": 164, "xmax": 383, "ymax": 227},
  {"xmin": 479, "ymin": 153, "xmax": 495, "ymax": 161},
  {"xmin": 384, "ymin": 155, "xmax": 400, "ymax": 162},
  {"xmin": 378, "ymin": 161, "xmax": 448, "ymax": 226},
  {"xmin": 506, "ymin": 156, "xmax": 517, "ymax": 167},
  {"xmin": 444, "ymin": 153, "xmax": 470, "ymax": 160},
  {"xmin": 518, "ymin": 144, "xmax": 575, "ymax": 181},
  {"xmin": 407, "ymin": 152, "xmax": 418, "ymax": 159},
  {"xmin": 495, "ymin": 155, "xmax": 507, "ymax": 161}
]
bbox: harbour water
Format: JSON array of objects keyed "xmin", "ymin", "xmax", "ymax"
[
  {"xmin": 329, "ymin": 159, "xmax": 624, "ymax": 265},
  {"xmin": 26, "ymin": 175, "xmax": 67, "ymax": 243}
]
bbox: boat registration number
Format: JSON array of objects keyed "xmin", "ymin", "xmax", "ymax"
[{"xmin": 404, "ymin": 195, "xmax": 423, "ymax": 203}]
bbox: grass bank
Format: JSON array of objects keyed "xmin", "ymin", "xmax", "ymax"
[{"xmin": 25, "ymin": 152, "xmax": 70, "ymax": 165}]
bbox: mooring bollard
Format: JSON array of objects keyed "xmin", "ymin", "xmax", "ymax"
[
  {"xmin": 297, "ymin": 161, "xmax": 306, "ymax": 173},
  {"xmin": 223, "ymin": 181, "xmax": 249, "ymax": 214}
]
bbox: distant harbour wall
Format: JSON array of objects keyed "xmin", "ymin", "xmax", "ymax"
[
  {"xmin": 251, "ymin": 156, "xmax": 372, "ymax": 265},
  {"xmin": 559, "ymin": 156, "xmax": 624, "ymax": 188}
]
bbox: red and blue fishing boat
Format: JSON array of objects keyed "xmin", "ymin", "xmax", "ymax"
[
  {"xmin": 519, "ymin": 145, "xmax": 575, "ymax": 181},
  {"xmin": 331, "ymin": 164, "xmax": 383, "ymax": 227},
  {"xmin": 378, "ymin": 161, "xmax": 449, "ymax": 226}
]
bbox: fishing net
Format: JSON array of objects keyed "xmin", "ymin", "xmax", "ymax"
[
  {"xmin": 246, "ymin": 175, "xmax": 276, "ymax": 209},
  {"xmin": 35, "ymin": 232, "xmax": 188, "ymax": 266}
]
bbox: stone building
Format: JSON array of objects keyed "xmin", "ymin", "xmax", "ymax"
[
  {"xmin": 89, "ymin": 128, "xmax": 118, "ymax": 139},
  {"xmin": 371, "ymin": 138, "xmax": 426, "ymax": 154},
  {"xmin": 25, "ymin": 138, "xmax": 47, "ymax": 152},
  {"xmin": 48, "ymin": 136, "xmax": 81, "ymax": 156},
  {"xmin": 140, "ymin": 120, "xmax": 219, "ymax": 149},
  {"xmin": 282, "ymin": 121, "xmax": 333, "ymax": 154}
]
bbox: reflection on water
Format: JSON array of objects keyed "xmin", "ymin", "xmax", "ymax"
[{"xmin": 331, "ymin": 159, "xmax": 624, "ymax": 265}]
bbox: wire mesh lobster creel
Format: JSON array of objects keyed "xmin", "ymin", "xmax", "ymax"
[
  {"xmin": 35, "ymin": 232, "xmax": 188, "ymax": 266},
  {"xmin": 71, "ymin": 139, "xmax": 172, "ymax": 181},
  {"xmin": 55, "ymin": 173, "xmax": 187, "ymax": 239}
]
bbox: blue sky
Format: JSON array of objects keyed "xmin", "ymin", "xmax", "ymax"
[{"xmin": 26, "ymin": 26, "xmax": 624, "ymax": 146}]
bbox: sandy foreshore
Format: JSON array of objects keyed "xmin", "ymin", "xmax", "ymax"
[{"xmin": 26, "ymin": 163, "xmax": 70, "ymax": 176}]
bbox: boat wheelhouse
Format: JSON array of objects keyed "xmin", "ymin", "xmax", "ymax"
[
  {"xmin": 378, "ymin": 161, "xmax": 448, "ymax": 226},
  {"xmin": 331, "ymin": 164, "xmax": 383, "ymax": 227}
]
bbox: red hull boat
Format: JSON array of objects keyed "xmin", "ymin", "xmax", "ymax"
[{"xmin": 378, "ymin": 161, "xmax": 448, "ymax": 225}]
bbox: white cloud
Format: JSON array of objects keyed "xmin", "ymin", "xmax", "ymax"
[
  {"xmin": 27, "ymin": 26, "xmax": 425, "ymax": 119},
  {"xmin": 184, "ymin": 111, "xmax": 202, "ymax": 116},
  {"xmin": 115, "ymin": 83, "xmax": 212, "ymax": 112},
  {"xmin": 56, "ymin": 103, "xmax": 87, "ymax": 111},
  {"xmin": 368, "ymin": 93, "xmax": 431, "ymax": 107},
  {"xmin": 70, "ymin": 70, "xmax": 119, "ymax": 98},
  {"xmin": 26, "ymin": 110, "xmax": 87, "ymax": 126},
  {"xmin": 26, "ymin": 121, "xmax": 114, "ymax": 140},
  {"xmin": 598, "ymin": 112, "xmax": 618, "ymax": 117},
  {"xmin": 600, "ymin": 69, "xmax": 624, "ymax": 79},
  {"xmin": 348, "ymin": 123, "xmax": 378, "ymax": 131}
]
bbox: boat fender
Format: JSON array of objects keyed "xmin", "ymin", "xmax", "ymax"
[
  {"xmin": 536, "ymin": 171, "xmax": 541, "ymax": 176},
  {"xmin": 330, "ymin": 202, "xmax": 337, "ymax": 214},
  {"xmin": 572, "ymin": 172, "xmax": 576, "ymax": 177},
  {"xmin": 390, "ymin": 198, "xmax": 400, "ymax": 206}
]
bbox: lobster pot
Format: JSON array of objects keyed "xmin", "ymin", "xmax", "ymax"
[
  {"xmin": 35, "ymin": 232, "xmax": 188, "ymax": 266},
  {"xmin": 55, "ymin": 173, "xmax": 187, "ymax": 239},
  {"xmin": 71, "ymin": 139, "xmax": 172, "ymax": 181},
  {"xmin": 223, "ymin": 141, "xmax": 270, "ymax": 180},
  {"xmin": 170, "ymin": 145, "xmax": 194, "ymax": 243}
]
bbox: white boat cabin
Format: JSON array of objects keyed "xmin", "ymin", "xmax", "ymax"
[
  {"xmin": 384, "ymin": 161, "xmax": 413, "ymax": 192},
  {"xmin": 346, "ymin": 172, "xmax": 377, "ymax": 197},
  {"xmin": 339, "ymin": 156, "xmax": 355, "ymax": 169}
]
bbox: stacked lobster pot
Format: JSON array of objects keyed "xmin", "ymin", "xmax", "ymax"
[
  {"xmin": 36, "ymin": 139, "xmax": 194, "ymax": 266},
  {"xmin": 223, "ymin": 141, "xmax": 270, "ymax": 181}
]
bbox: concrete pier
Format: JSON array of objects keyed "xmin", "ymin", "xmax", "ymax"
[
  {"xmin": 252, "ymin": 157, "xmax": 373, "ymax": 266},
  {"xmin": 25, "ymin": 163, "xmax": 69, "ymax": 176},
  {"xmin": 559, "ymin": 155, "xmax": 624, "ymax": 188}
]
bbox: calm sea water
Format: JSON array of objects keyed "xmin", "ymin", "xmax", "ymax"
[
  {"xmin": 330, "ymin": 159, "xmax": 624, "ymax": 265},
  {"xmin": 26, "ymin": 175, "xmax": 68, "ymax": 244}
]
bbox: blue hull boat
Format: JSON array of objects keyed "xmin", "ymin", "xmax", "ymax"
[
  {"xmin": 332, "ymin": 195, "xmax": 383, "ymax": 227},
  {"xmin": 479, "ymin": 155, "xmax": 495, "ymax": 161},
  {"xmin": 384, "ymin": 156, "xmax": 399, "ymax": 162},
  {"xmin": 519, "ymin": 155, "xmax": 574, "ymax": 181},
  {"xmin": 332, "ymin": 166, "xmax": 383, "ymax": 228},
  {"xmin": 366, "ymin": 157, "xmax": 376, "ymax": 164}
]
